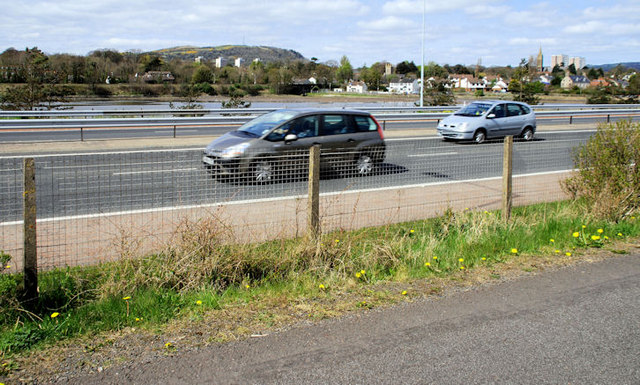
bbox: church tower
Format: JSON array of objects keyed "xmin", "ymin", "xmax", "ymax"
[{"xmin": 537, "ymin": 46, "xmax": 543, "ymax": 72}]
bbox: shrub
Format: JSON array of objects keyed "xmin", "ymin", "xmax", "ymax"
[{"xmin": 562, "ymin": 120, "xmax": 640, "ymax": 220}]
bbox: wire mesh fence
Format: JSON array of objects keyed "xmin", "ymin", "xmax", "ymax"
[{"xmin": 0, "ymin": 134, "xmax": 587, "ymax": 272}]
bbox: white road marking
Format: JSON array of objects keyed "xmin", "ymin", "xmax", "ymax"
[
  {"xmin": 113, "ymin": 168, "xmax": 197, "ymax": 176},
  {"xmin": 408, "ymin": 151, "xmax": 458, "ymax": 157}
]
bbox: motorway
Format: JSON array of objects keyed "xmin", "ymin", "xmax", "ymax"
[
  {"xmin": 0, "ymin": 113, "xmax": 634, "ymax": 142},
  {"xmin": 0, "ymin": 130, "xmax": 590, "ymax": 223}
]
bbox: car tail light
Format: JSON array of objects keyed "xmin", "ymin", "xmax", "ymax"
[{"xmin": 371, "ymin": 115, "xmax": 384, "ymax": 139}]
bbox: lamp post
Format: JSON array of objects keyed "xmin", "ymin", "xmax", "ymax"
[{"xmin": 420, "ymin": 0, "xmax": 425, "ymax": 107}]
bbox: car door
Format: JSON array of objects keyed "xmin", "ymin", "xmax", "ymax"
[
  {"xmin": 506, "ymin": 103, "xmax": 526, "ymax": 135},
  {"xmin": 319, "ymin": 114, "xmax": 359, "ymax": 171},
  {"xmin": 265, "ymin": 114, "xmax": 320, "ymax": 174},
  {"xmin": 486, "ymin": 103, "xmax": 508, "ymax": 138}
]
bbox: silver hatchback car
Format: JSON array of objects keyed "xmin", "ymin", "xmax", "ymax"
[{"xmin": 437, "ymin": 101, "xmax": 536, "ymax": 143}]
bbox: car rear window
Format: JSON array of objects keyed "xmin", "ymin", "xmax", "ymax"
[{"xmin": 354, "ymin": 115, "xmax": 378, "ymax": 132}]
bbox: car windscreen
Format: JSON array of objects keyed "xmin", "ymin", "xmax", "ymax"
[
  {"xmin": 237, "ymin": 110, "xmax": 298, "ymax": 137},
  {"xmin": 455, "ymin": 103, "xmax": 492, "ymax": 117}
]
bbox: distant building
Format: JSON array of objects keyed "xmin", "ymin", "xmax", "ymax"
[
  {"xmin": 551, "ymin": 54, "xmax": 568, "ymax": 69},
  {"xmin": 389, "ymin": 78, "xmax": 420, "ymax": 94},
  {"xmin": 346, "ymin": 81, "xmax": 368, "ymax": 94},
  {"xmin": 195, "ymin": 56, "xmax": 204, "ymax": 64},
  {"xmin": 561, "ymin": 75, "xmax": 590, "ymax": 89},
  {"xmin": 450, "ymin": 74, "xmax": 484, "ymax": 91},
  {"xmin": 234, "ymin": 58, "xmax": 245, "ymax": 67},
  {"xmin": 569, "ymin": 57, "xmax": 586, "ymax": 70},
  {"xmin": 536, "ymin": 47, "xmax": 544, "ymax": 72},
  {"xmin": 215, "ymin": 57, "xmax": 227, "ymax": 68},
  {"xmin": 385, "ymin": 62, "xmax": 393, "ymax": 76}
]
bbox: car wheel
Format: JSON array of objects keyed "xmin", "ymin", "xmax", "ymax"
[
  {"xmin": 355, "ymin": 153, "xmax": 374, "ymax": 176},
  {"xmin": 473, "ymin": 129, "xmax": 486, "ymax": 144},
  {"xmin": 250, "ymin": 159, "xmax": 274, "ymax": 183},
  {"xmin": 521, "ymin": 127, "xmax": 534, "ymax": 141}
]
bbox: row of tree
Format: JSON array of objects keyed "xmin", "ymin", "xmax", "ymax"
[{"xmin": 1, "ymin": 47, "xmax": 638, "ymax": 110}]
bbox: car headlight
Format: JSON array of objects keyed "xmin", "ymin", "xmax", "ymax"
[
  {"xmin": 457, "ymin": 122, "xmax": 468, "ymax": 131},
  {"xmin": 220, "ymin": 143, "xmax": 250, "ymax": 158}
]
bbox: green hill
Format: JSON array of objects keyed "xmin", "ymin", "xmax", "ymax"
[{"xmin": 150, "ymin": 45, "xmax": 306, "ymax": 64}]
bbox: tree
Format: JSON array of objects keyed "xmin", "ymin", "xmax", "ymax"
[
  {"xmin": 417, "ymin": 78, "xmax": 455, "ymax": 106},
  {"xmin": 336, "ymin": 55, "xmax": 353, "ymax": 84},
  {"xmin": 396, "ymin": 60, "xmax": 418, "ymax": 75},
  {"xmin": 510, "ymin": 58, "xmax": 539, "ymax": 105},
  {"xmin": 191, "ymin": 65, "xmax": 214, "ymax": 84},
  {"xmin": 568, "ymin": 63, "xmax": 577, "ymax": 75},
  {"xmin": 423, "ymin": 62, "xmax": 448, "ymax": 79},
  {"xmin": 360, "ymin": 64, "xmax": 384, "ymax": 90},
  {"xmin": 0, "ymin": 47, "xmax": 68, "ymax": 110}
]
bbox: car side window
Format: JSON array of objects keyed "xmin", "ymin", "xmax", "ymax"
[
  {"xmin": 353, "ymin": 115, "xmax": 377, "ymax": 132},
  {"xmin": 491, "ymin": 104, "xmax": 506, "ymax": 118},
  {"xmin": 519, "ymin": 105, "xmax": 531, "ymax": 114},
  {"xmin": 265, "ymin": 115, "xmax": 318, "ymax": 141},
  {"xmin": 507, "ymin": 103, "xmax": 523, "ymax": 117},
  {"xmin": 321, "ymin": 115, "xmax": 355, "ymax": 136}
]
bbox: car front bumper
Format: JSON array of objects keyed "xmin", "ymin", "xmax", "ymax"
[{"xmin": 436, "ymin": 128, "xmax": 473, "ymax": 140}]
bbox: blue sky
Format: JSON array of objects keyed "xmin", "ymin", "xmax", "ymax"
[{"xmin": 1, "ymin": 0, "xmax": 638, "ymax": 67}]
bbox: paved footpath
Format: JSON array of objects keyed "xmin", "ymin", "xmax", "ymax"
[{"xmin": 61, "ymin": 254, "xmax": 640, "ymax": 385}]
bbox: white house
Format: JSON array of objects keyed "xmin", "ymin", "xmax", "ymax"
[
  {"xmin": 389, "ymin": 79, "xmax": 419, "ymax": 94},
  {"xmin": 234, "ymin": 58, "xmax": 245, "ymax": 67},
  {"xmin": 450, "ymin": 75, "xmax": 485, "ymax": 90},
  {"xmin": 346, "ymin": 81, "xmax": 368, "ymax": 93}
]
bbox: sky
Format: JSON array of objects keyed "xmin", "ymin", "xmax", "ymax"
[{"xmin": 1, "ymin": 0, "xmax": 639, "ymax": 68}]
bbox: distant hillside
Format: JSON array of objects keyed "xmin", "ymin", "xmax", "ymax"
[
  {"xmin": 590, "ymin": 62, "xmax": 640, "ymax": 72},
  {"xmin": 150, "ymin": 45, "xmax": 306, "ymax": 64}
]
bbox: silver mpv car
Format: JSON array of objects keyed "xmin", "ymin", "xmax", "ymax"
[{"xmin": 437, "ymin": 101, "xmax": 536, "ymax": 143}]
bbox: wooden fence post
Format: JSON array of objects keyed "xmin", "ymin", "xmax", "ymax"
[
  {"xmin": 23, "ymin": 157, "xmax": 38, "ymax": 302},
  {"xmin": 502, "ymin": 136, "xmax": 513, "ymax": 222},
  {"xmin": 308, "ymin": 145, "xmax": 321, "ymax": 239}
]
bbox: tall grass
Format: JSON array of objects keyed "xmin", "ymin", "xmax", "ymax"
[{"xmin": 0, "ymin": 200, "xmax": 638, "ymax": 355}]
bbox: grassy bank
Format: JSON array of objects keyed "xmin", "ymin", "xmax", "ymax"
[{"xmin": 1, "ymin": 200, "xmax": 639, "ymax": 377}]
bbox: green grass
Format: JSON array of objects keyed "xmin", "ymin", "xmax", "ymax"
[{"xmin": 1, "ymin": 200, "xmax": 638, "ymax": 356}]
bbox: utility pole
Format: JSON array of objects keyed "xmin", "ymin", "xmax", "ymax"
[{"xmin": 420, "ymin": 0, "xmax": 425, "ymax": 108}]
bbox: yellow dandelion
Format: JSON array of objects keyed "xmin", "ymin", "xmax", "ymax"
[
  {"xmin": 566, "ymin": 252, "xmax": 572, "ymax": 256},
  {"xmin": 572, "ymin": 232, "xmax": 580, "ymax": 238},
  {"xmin": 410, "ymin": 229, "xmax": 415, "ymax": 233},
  {"xmin": 360, "ymin": 269, "xmax": 366, "ymax": 275},
  {"xmin": 122, "ymin": 296, "xmax": 131, "ymax": 300},
  {"xmin": 484, "ymin": 210, "xmax": 489, "ymax": 214},
  {"xmin": 424, "ymin": 262, "xmax": 431, "ymax": 267},
  {"xmin": 318, "ymin": 284, "xmax": 325, "ymax": 290},
  {"xmin": 481, "ymin": 257, "xmax": 486, "ymax": 261},
  {"xmin": 433, "ymin": 256, "xmax": 438, "ymax": 260},
  {"xmin": 597, "ymin": 228, "xmax": 603, "ymax": 234},
  {"xmin": 618, "ymin": 233, "xmax": 623, "ymax": 237},
  {"xmin": 591, "ymin": 235, "xmax": 601, "ymax": 241},
  {"xmin": 511, "ymin": 248, "xmax": 518, "ymax": 254},
  {"xmin": 582, "ymin": 225, "xmax": 586, "ymax": 229},
  {"xmin": 604, "ymin": 235, "xmax": 609, "ymax": 240},
  {"xmin": 458, "ymin": 258, "xmax": 464, "ymax": 262},
  {"xmin": 196, "ymin": 300, "xmax": 202, "ymax": 305},
  {"xmin": 401, "ymin": 290, "xmax": 408, "ymax": 296},
  {"xmin": 50, "ymin": 312, "xmax": 60, "ymax": 319},
  {"xmin": 550, "ymin": 239, "xmax": 555, "ymax": 243},
  {"xmin": 555, "ymin": 249, "xmax": 561, "ymax": 253},
  {"xmin": 355, "ymin": 272, "xmax": 362, "ymax": 278},
  {"xmin": 165, "ymin": 342, "xmax": 173, "ymax": 348},
  {"xmin": 245, "ymin": 284, "xmax": 250, "ymax": 289},
  {"xmin": 4, "ymin": 265, "xmax": 10, "ymax": 269},
  {"xmin": 460, "ymin": 266, "xmax": 465, "ymax": 270},
  {"xmin": 135, "ymin": 317, "xmax": 141, "ymax": 322},
  {"xmin": 335, "ymin": 239, "xmax": 340, "ymax": 243}
]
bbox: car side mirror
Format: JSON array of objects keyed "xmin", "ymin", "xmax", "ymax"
[
  {"xmin": 486, "ymin": 113, "xmax": 496, "ymax": 119},
  {"xmin": 284, "ymin": 134, "xmax": 298, "ymax": 142}
]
